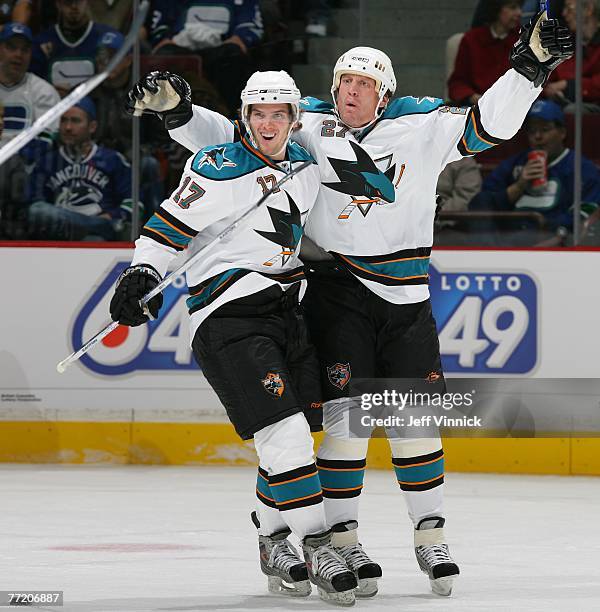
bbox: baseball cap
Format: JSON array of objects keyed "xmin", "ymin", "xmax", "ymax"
[
  {"xmin": 0, "ymin": 22, "xmax": 33, "ymax": 43},
  {"xmin": 98, "ymin": 30, "xmax": 124, "ymax": 52},
  {"xmin": 73, "ymin": 96, "xmax": 97, "ymax": 121},
  {"xmin": 527, "ymin": 100, "xmax": 565, "ymax": 125}
]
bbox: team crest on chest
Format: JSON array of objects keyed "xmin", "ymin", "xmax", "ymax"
[
  {"xmin": 262, "ymin": 372, "xmax": 285, "ymax": 397},
  {"xmin": 324, "ymin": 141, "xmax": 399, "ymax": 219},
  {"xmin": 255, "ymin": 191, "xmax": 304, "ymax": 267},
  {"xmin": 327, "ymin": 362, "xmax": 351, "ymax": 390},
  {"xmin": 198, "ymin": 147, "xmax": 237, "ymax": 170}
]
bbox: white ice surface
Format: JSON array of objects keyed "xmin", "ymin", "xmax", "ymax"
[{"xmin": 1, "ymin": 465, "xmax": 599, "ymax": 611}]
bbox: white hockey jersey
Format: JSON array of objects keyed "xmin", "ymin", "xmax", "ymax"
[
  {"xmin": 169, "ymin": 69, "xmax": 542, "ymax": 305},
  {"xmin": 0, "ymin": 72, "xmax": 60, "ymax": 146},
  {"xmin": 131, "ymin": 137, "xmax": 319, "ymax": 340}
]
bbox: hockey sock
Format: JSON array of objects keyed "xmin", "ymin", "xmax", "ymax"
[
  {"xmin": 389, "ymin": 438, "xmax": 445, "ymax": 526},
  {"xmin": 254, "ymin": 413, "xmax": 327, "ymax": 539},
  {"xmin": 255, "ymin": 466, "xmax": 288, "ymax": 536},
  {"xmin": 316, "ymin": 433, "xmax": 368, "ymax": 527},
  {"xmin": 267, "ymin": 463, "xmax": 326, "ymax": 538}
]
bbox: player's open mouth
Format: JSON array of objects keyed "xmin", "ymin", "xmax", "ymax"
[{"xmin": 260, "ymin": 133, "xmax": 276, "ymax": 141}]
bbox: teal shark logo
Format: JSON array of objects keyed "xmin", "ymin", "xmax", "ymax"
[
  {"xmin": 198, "ymin": 147, "xmax": 237, "ymax": 170},
  {"xmin": 255, "ymin": 191, "xmax": 303, "ymax": 267},
  {"xmin": 324, "ymin": 141, "xmax": 397, "ymax": 219}
]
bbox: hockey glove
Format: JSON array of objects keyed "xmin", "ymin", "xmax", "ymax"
[
  {"xmin": 109, "ymin": 264, "xmax": 164, "ymax": 327},
  {"xmin": 510, "ymin": 11, "xmax": 574, "ymax": 87},
  {"xmin": 125, "ymin": 70, "xmax": 193, "ymax": 129}
]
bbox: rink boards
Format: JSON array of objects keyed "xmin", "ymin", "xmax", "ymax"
[{"xmin": 1, "ymin": 244, "xmax": 599, "ymax": 474}]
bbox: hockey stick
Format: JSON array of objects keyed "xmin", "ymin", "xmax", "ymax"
[
  {"xmin": 0, "ymin": 1, "xmax": 149, "ymax": 168},
  {"xmin": 56, "ymin": 159, "xmax": 313, "ymax": 373}
]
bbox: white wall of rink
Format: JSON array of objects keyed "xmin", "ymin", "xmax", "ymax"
[{"xmin": 1, "ymin": 246, "xmax": 599, "ymax": 420}]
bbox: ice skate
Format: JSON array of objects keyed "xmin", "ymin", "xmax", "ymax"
[
  {"xmin": 302, "ymin": 530, "xmax": 358, "ymax": 606},
  {"xmin": 414, "ymin": 516, "xmax": 459, "ymax": 596},
  {"xmin": 253, "ymin": 513, "xmax": 311, "ymax": 597},
  {"xmin": 331, "ymin": 520, "xmax": 382, "ymax": 597}
]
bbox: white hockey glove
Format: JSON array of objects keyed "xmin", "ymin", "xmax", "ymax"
[
  {"xmin": 125, "ymin": 70, "xmax": 193, "ymax": 129},
  {"xmin": 510, "ymin": 10, "xmax": 574, "ymax": 87}
]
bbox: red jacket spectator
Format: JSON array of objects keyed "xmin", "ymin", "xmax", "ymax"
[
  {"xmin": 545, "ymin": 1, "xmax": 600, "ymax": 105},
  {"xmin": 547, "ymin": 32, "xmax": 600, "ymax": 103},
  {"xmin": 447, "ymin": 25, "xmax": 520, "ymax": 105}
]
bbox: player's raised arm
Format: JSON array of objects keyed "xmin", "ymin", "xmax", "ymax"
[
  {"xmin": 125, "ymin": 70, "xmax": 236, "ymax": 152},
  {"xmin": 434, "ymin": 10, "xmax": 573, "ymax": 166}
]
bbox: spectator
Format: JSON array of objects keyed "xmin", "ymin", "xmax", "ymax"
[
  {"xmin": 145, "ymin": 0, "xmax": 263, "ymax": 115},
  {"xmin": 13, "ymin": 1, "xmax": 58, "ymax": 31},
  {"xmin": 0, "ymin": 101, "xmax": 28, "ymax": 239},
  {"xmin": 471, "ymin": 0, "xmax": 552, "ymax": 27},
  {"xmin": 93, "ymin": 30, "xmax": 163, "ymax": 215},
  {"xmin": 434, "ymin": 157, "xmax": 483, "ymax": 245},
  {"xmin": 28, "ymin": 97, "xmax": 133, "ymax": 241},
  {"xmin": 545, "ymin": 0, "xmax": 600, "ymax": 111},
  {"xmin": 448, "ymin": 0, "xmax": 523, "ymax": 106},
  {"xmin": 436, "ymin": 157, "xmax": 482, "ymax": 213},
  {"xmin": 92, "ymin": 29, "xmax": 131, "ymax": 152},
  {"xmin": 30, "ymin": 0, "xmax": 120, "ymax": 97},
  {"xmin": 305, "ymin": 0, "xmax": 330, "ymax": 38},
  {"xmin": 88, "ymin": 0, "xmax": 132, "ymax": 33},
  {"xmin": 0, "ymin": 22, "xmax": 60, "ymax": 147},
  {"xmin": 469, "ymin": 100, "xmax": 600, "ymax": 243},
  {"xmin": 10, "ymin": 0, "xmax": 34, "ymax": 26}
]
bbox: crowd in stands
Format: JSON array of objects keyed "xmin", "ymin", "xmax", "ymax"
[{"xmin": 0, "ymin": 0, "xmax": 598, "ymax": 246}]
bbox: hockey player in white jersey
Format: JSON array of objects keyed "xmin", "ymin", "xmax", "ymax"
[
  {"xmin": 126, "ymin": 10, "xmax": 573, "ymax": 598},
  {"xmin": 111, "ymin": 71, "xmax": 360, "ymax": 606}
]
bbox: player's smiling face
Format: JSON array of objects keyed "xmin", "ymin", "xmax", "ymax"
[
  {"xmin": 337, "ymin": 73, "xmax": 381, "ymax": 129},
  {"xmin": 248, "ymin": 103, "xmax": 294, "ymax": 161}
]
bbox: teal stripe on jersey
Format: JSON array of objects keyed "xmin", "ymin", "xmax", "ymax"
[
  {"xmin": 394, "ymin": 456, "xmax": 444, "ymax": 484},
  {"xmin": 462, "ymin": 115, "xmax": 495, "ymax": 154},
  {"xmin": 269, "ymin": 471, "xmax": 321, "ymax": 505},
  {"xmin": 317, "ymin": 465, "xmax": 365, "ymax": 491},
  {"xmin": 145, "ymin": 215, "xmax": 193, "ymax": 248},
  {"xmin": 344, "ymin": 254, "xmax": 430, "ymax": 280},
  {"xmin": 186, "ymin": 268, "xmax": 242, "ymax": 310}
]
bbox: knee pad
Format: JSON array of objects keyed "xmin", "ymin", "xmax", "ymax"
[
  {"xmin": 388, "ymin": 437, "xmax": 442, "ymax": 459},
  {"xmin": 254, "ymin": 412, "xmax": 314, "ymax": 474}
]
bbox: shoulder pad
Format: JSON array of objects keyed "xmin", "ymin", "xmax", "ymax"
[
  {"xmin": 299, "ymin": 96, "xmax": 334, "ymax": 115},
  {"xmin": 191, "ymin": 142, "xmax": 263, "ymax": 180},
  {"xmin": 382, "ymin": 96, "xmax": 444, "ymax": 119},
  {"xmin": 287, "ymin": 141, "xmax": 316, "ymax": 164}
]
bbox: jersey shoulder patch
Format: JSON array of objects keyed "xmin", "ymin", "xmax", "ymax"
[
  {"xmin": 299, "ymin": 96, "xmax": 334, "ymax": 115},
  {"xmin": 191, "ymin": 141, "xmax": 263, "ymax": 180},
  {"xmin": 383, "ymin": 96, "xmax": 444, "ymax": 119},
  {"xmin": 287, "ymin": 141, "xmax": 316, "ymax": 164}
]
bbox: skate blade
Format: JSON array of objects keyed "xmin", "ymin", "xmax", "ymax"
[
  {"xmin": 267, "ymin": 575, "xmax": 311, "ymax": 597},
  {"xmin": 430, "ymin": 576, "xmax": 454, "ymax": 596},
  {"xmin": 355, "ymin": 577, "xmax": 378, "ymax": 598},
  {"xmin": 317, "ymin": 586, "xmax": 356, "ymax": 607}
]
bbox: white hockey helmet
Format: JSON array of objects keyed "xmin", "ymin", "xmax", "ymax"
[
  {"xmin": 241, "ymin": 70, "xmax": 301, "ymax": 153},
  {"xmin": 331, "ymin": 46, "xmax": 396, "ymax": 123}
]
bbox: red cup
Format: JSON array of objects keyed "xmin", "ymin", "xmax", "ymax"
[{"xmin": 527, "ymin": 150, "xmax": 548, "ymax": 189}]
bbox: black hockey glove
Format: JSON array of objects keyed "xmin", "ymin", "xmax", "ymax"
[
  {"xmin": 510, "ymin": 11, "xmax": 574, "ymax": 87},
  {"xmin": 109, "ymin": 264, "xmax": 163, "ymax": 327},
  {"xmin": 125, "ymin": 70, "xmax": 193, "ymax": 130}
]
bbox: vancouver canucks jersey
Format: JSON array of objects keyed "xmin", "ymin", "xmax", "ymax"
[
  {"xmin": 30, "ymin": 143, "xmax": 132, "ymax": 218},
  {"xmin": 31, "ymin": 22, "xmax": 118, "ymax": 90},
  {"xmin": 0, "ymin": 73, "xmax": 60, "ymax": 146},
  {"xmin": 131, "ymin": 137, "xmax": 319, "ymax": 340},
  {"xmin": 169, "ymin": 69, "xmax": 542, "ymax": 304}
]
